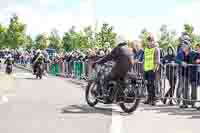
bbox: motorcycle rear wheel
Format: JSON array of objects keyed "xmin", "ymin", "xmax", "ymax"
[{"xmin": 119, "ymin": 87, "xmax": 140, "ymax": 113}]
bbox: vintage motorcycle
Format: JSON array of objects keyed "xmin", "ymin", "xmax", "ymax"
[{"xmin": 85, "ymin": 63, "xmax": 140, "ymax": 113}]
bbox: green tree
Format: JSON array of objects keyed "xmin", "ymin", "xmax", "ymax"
[
  {"xmin": 35, "ymin": 33, "xmax": 48, "ymax": 50},
  {"xmin": 139, "ymin": 28, "xmax": 149, "ymax": 48},
  {"xmin": 48, "ymin": 29, "xmax": 62, "ymax": 52},
  {"xmin": 69, "ymin": 26, "xmax": 77, "ymax": 50},
  {"xmin": 96, "ymin": 23, "xmax": 117, "ymax": 48},
  {"xmin": 183, "ymin": 24, "xmax": 200, "ymax": 47},
  {"xmin": 0, "ymin": 23, "xmax": 6, "ymax": 48},
  {"xmin": 139, "ymin": 28, "xmax": 148, "ymax": 39},
  {"xmin": 158, "ymin": 24, "xmax": 178, "ymax": 50},
  {"xmin": 193, "ymin": 34, "xmax": 200, "ymax": 45},
  {"xmin": 184, "ymin": 24, "xmax": 194, "ymax": 36},
  {"xmin": 62, "ymin": 32, "xmax": 73, "ymax": 52},
  {"xmin": 5, "ymin": 14, "xmax": 27, "ymax": 48},
  {"xmin": 65, "ymin": 26, "xmax": 88, "ymax": 50},
  {"xmin": 83, "ymin": 26, "xmax": 96, "ymax": 48},
  {"xmin": 76, "ymin": 31, "xmax": 88, "ymax": 49},
  {"xmin": 24, "ymin": 35, "xmax": 33, "ymax": 50}
]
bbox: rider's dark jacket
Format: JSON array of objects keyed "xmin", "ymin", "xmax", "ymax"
[
  {"xmin": 4, "ymin": 57, "xmax": 14, "ymax": 65},
  {"xmin": 96, "ymin": 43, "xmax": 133, "ymax": 78}
]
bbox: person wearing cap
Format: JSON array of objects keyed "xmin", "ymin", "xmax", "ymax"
[
  {"xmin": 143, "ymin": 33, "xmax": 160, "ymax": 106},
  {"xmin": 93, "ymin": 35, "xmax": 134, "ymax": 103},
  {"xmin": 177, "ymin": 33, "xmax": 192, "ymax": 53},
  {"xmin": 176, "ymin": 43, "xmax": 197, "ymax": 108}
]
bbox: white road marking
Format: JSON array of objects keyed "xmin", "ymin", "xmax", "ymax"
[
  {"xmin": 0, "ymin": 96, "xmax": 8, "ymax": 104},
  {"xmin": 110, "ymin": 105, "xmax": 124, "ymax": 133}
]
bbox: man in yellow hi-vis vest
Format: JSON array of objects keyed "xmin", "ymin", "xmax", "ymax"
[{"xmin": 143, "ymin": 33, "xmax": 160, "ymax": 106}]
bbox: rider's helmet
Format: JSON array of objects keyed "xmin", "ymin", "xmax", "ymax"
[
  {"xmin": 116, "ymin": 35, "xmax": 128, "ymax": 46},
  {"xmin": 8, "ymin": 54, "xmax": 12, "ymax": 58}
]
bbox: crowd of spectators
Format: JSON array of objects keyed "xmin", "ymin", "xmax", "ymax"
[{"xmin": 1, "ymin": 32, "xmax": 200, "ymax": 108}]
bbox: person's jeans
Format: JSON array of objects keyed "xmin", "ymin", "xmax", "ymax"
[{"xmin": 144, "ymin": 70, "xmax": 156, "ymax": 101}]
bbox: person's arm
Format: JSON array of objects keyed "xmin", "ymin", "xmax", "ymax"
[
  {"xmin": 4, "ymin": 59, "xmax": 7, "ymax": 64},
  {"xmin": 96, "ymin": 47, "xmax": 117, "ymax": 64},
  {"xmin": 154, "ymin": 47, "xmax": 160, "ymax": 71},
  {"xmin": 176, "ymin": 51, "xmax": 184, "ymax": 64},
  {"xmin": 138, "ymin": 50, "xmax": 144, "ymax": 62},
  {"xmin": 31, "ymin": 56, "xmax": 36, "ymax": 64}
]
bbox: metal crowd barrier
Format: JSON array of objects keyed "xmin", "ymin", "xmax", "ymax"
[
  {"xmin": 37, "ymin": 60, "xmax": 200, "ymax": 104},
  {"xmin": 130, "ymin": 62, "xmax": 200, "ymax": 104},
  {"xmin": 44, "ymin": 60, "xmax": 90, "ymax": 80}
]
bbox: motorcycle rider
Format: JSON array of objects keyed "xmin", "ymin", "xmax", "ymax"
[
  {"xmin": 93, "ymin": 35, "xmax": 134, "ymax": 103},
  {"xmin": 4, "ymin": 54, "xmax": 14, "ymax": 64},
  {"xmin": 32, "ymin": 49, "xmax": 45, "ymax": 75},
  {"xmin": 4, "ymin": 54, "xmax": 14, "ymax": 72}
]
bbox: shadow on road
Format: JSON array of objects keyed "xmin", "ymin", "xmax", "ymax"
[
  {"xmin": 23, "ymin": 77, "xmax": 37, "ymax": 80},
  {"xmin": 61, "ymin": 104, "xmax": 123, "ymax": 116},
  {"xmin": 65, "ymin": 79, "xmax": 87, "ymax": 89},
  {"xmin": 66, "ymin": 79, "xmax": 85, "ymax": 86},
  {"xmin": 142, "ymin": 104, "xmax": 200, "ymax": 119}
]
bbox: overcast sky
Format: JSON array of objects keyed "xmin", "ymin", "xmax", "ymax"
[{"xmin": 0, "ymin": 0, "xmax": 200, "ymax": 39}]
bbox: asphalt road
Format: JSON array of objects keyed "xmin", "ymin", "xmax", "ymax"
[{"xmin": 1, "ymin": 65, "xmax": 200, "ymax": 133}]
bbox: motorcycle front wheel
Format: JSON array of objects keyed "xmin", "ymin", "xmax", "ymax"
[{"xmin": 85, "ymin": 80, "xmax": 98, "ymax": 107}]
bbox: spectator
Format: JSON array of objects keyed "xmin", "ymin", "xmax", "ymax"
[
  {"xmin": 162, "ymin": 46, "xmax": 177, "ymax": 105},
  {"xmin": 99, "ymin": 50, "xmax": 105, "ymax": 58},
  {"xmin": 176, "ymin": 44, "xmax": 197, "ymax": 108},
  {"xmin": 190, "ymin": 44, "xmax": 200, "ymax": 108},
  {"xmin": 143, "ymin": 33, "xmax": 160, "ymax": 106},
  {"xmin": 133, "ymin": 40, "xmax": 144, "ymax": 62}
]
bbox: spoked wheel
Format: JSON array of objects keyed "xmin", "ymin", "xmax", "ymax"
[
  {"xmin": 85, "ymin": 80, "xmax": 98, "ymax": 107},
  {"xmin": 119, "ymin": 86, "xmax": 140, "ymax": 113}
]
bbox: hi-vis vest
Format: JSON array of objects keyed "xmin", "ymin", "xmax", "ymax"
[{"xmin": 144, "ymin": 48, "xmax": 155, "ymax": 72}]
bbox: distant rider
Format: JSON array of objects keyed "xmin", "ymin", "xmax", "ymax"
[
  {"xmin": 4, "ymin": 54, "xmax": 14, "ymax": 65},
  {"xmin": 32, "ymin": 49, "xmax": 45, "ymax": 75}
]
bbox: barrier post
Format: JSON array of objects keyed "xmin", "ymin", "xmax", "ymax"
[
  {"xmin": 81, "ymin": 61, "xmax": 86, "ymax": 79},
  {"xmin": 62, "ymin": 62, "xmax": 65, "ymax": 76},
  {"xmin": 65, "ymin": 62, "xmax": 69, "ymax": 77},
  {"xmin": 73, "ymin": 61, "xmax": 76, "ymax": 78},
  {"xmin": 76, "ymin": 61, "xmax": 81, "ymax": 80},
  {"xmin": 55, "ymin": 63, "xmax": 59, "ymax": 75},
  {"xmin": 46, "ymin": 63, "xmax": 48, "ymax": 73},
  {"xmin": 51, "ymin": 63, "xmax": 56, "ymax": 75}
]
